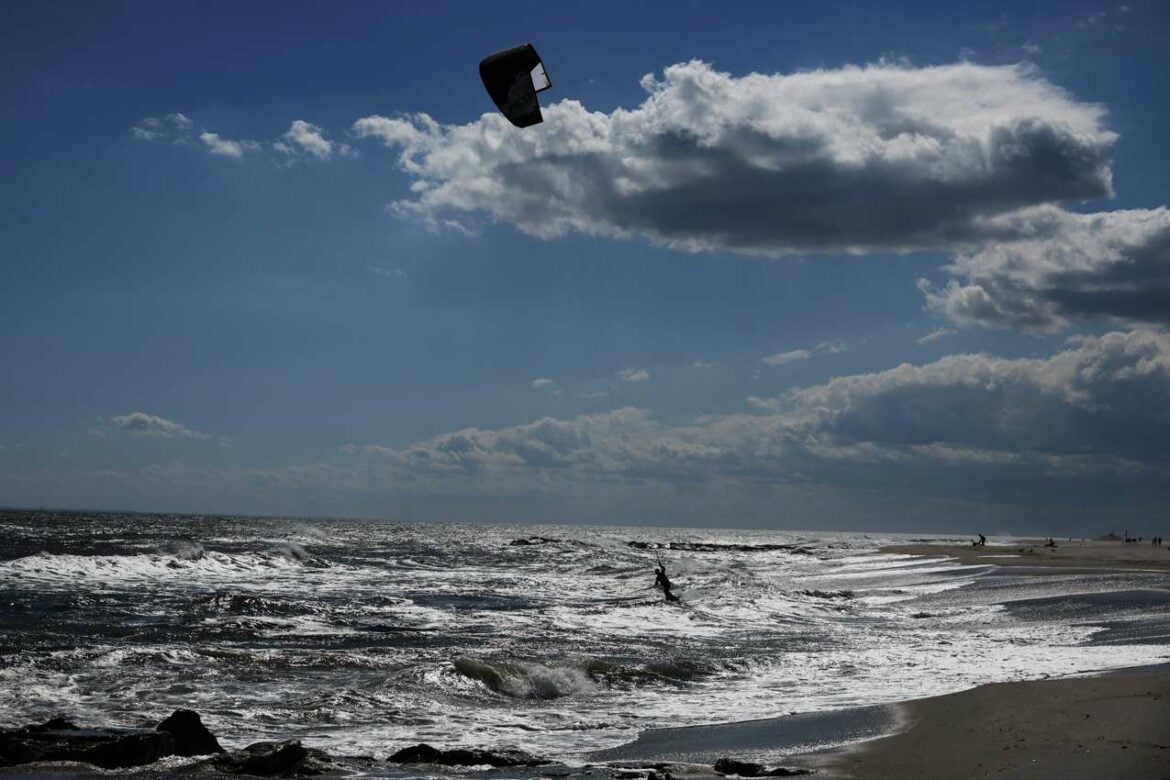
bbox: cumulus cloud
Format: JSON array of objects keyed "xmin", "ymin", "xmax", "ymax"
[
  {"xmin": 130, "ymin": 113, "xmax": 193, "ymax": 142},
  {"xmin": 760, "ymin": 330, "xmax": 1170, "ymax": 465},
  {"xmin": 199, "ymin": 132, "xmax": 258, "ymax": 159},
  {"xmin": 106, "ymin": 412, "xmax": 210, "ymax": 440},
  {"xmin": 274, "ymin": 119, "xmax": 354, "ymax": 160},
  {"xmin": 134, "ymin": 114, "xmax": 346, "ymax": 163},
  {"xmin": 531, "ymin": 378, "xmax": 555, "ymax": 389},
  {"xmin": 619, "ymin": 367, "xmax": 650, "ymax": 383},
  {"xmin": 922, "ymin": 206, "xmax": 1170, "ymax": 331},
  {"xmin": 354, "ymin": 60, "xmax": 1115, "ymax": 255}
]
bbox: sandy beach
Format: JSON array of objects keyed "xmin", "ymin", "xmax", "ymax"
[
  {"xmin": 623, "ymin": 539, "xmax": 1170, "ymax": 778},
  {"xmin": 802, "ymin": 670, "xmax": 1170, "ymax": 779},
  {"xmin": 787, "ymin": 538, "xmax": 1170, "ymax": 778},
  {"xmin": 883, "ymin": 538, "xmax": 1170, "ymax": 574}
]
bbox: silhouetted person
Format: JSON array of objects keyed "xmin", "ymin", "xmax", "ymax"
[
  {"xmin": 654, "ymin": 564, "xmax": 681, "ymax": 603},
  {"xmin": 977, "ymin": 533, "xmax": 987, "ymax": 547}
]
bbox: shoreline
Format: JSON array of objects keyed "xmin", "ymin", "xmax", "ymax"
[
  {"xmin": 584, "ymin": 703, "xmax": 900, "ymax": 767},
  {"xmin": 578, "ymin": 666, "xmax": 1170, "ymax": 779},
  {"xmin": 593, "ymin": 540, "xmax": 1170, "ymax": 778},
  {"xmin": 880, "ymin": 538, "xmax": 1170, "ymax": 574}
]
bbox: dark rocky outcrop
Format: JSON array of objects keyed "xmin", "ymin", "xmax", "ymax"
[
  {"xmin": 157, "ymin": 709, "xmax": 224, "ymax": 756},
  {"xmin": 600, "ymin": 761, "xmax": 676, "ymax": 780},
  {"xmin": 388, "ymin": 742, "xmax": 548, "ymax": 767},
  {"xmin": 204, "ymin": 740, "xmax": 334, "ymax": 776},
  {"xmin": 713, "ymin": 757, "xmax": 811, "ymax": 777},
  {"xmin": 0, "ymin": 717, "xmax": 175, "ymax": 769},
  {"xmin": 510, "ymin": 536, "xmax": 560, "ymax": 546}
]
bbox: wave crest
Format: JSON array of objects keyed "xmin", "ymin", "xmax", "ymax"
[{"xmin": 452, "ymin": 656, "xmax": 595, "ymax": 699}]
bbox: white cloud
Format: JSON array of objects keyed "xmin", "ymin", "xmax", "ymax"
[
  {"xmin": 199, "ymin": 131, "xmax": 258, "ymax": 159},
  {"xmin": 762, "ymin": 340, "xmax": 846, "ymax": 366},
  {"xmin": 922, "ymin": 206, "xmax": 1170, "ymax": 331},
  {"xmin": 531, "ymin": 378, "xmax": 555, "ymax": 389},
  {"xmin": 689, "ymin": 360, "xmax": 719, "ymax": 370},
  {"xmin": 106, "ymin": 412, "xmax": 210, "ymax": 440},
  {"xmin": 354, "ymin": 60, "xmax": 1115, "ymax": 255},
  {"xmin": 761, "ymin": 348, "xmax": 812, "ymax": 367},
  {"xmin": 130, "ymin": 113, "xmax": 193, "ymax": 142},
  {"xmin": 619, "ymin": 367, "xmax": 650, "ymax": 383},
  {"xmin": 818, "ymin": 340, "xmax": 848, "ymax": 354},
  {"xmin": 134, "ymin": 114, "xmax": 350, "ymax": 162},
  {"xmin": 276, "ymin": 119, "xmax": 354, "ymax": 160},
  {"xmin": 917, "ymin": 327, "xmax": 956, "ymax": 345}
]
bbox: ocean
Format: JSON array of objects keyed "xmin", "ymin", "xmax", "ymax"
[{"xmin": 2, "ymin": 510, "xmax": 1168, "ymax": 767}]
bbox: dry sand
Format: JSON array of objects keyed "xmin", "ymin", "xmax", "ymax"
[
  {"xmin": 882, "ymin": 538, "xmax": 1170, "ymax": 574},
  {"xmin": 804, "ymin": 671, "xmax": 1170, "ymax": 779}
]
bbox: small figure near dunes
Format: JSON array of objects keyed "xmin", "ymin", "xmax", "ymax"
[
  {"xmin": 653, "ymin": 560, "xmax": 681, "ymax": 603},
  {"xmin": 1044, "ymin": 537, "xmax": 1058, "ymax": 548}
]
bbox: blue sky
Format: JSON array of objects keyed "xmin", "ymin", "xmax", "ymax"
[{"xmin": 3, "ymin": 1, "xmax": 1169, "ymax": 533}]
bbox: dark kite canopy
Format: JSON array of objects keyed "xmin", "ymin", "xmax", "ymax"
[{"xmin": 479, "ymin": 43, "xmax": 552, "ymax": 128}]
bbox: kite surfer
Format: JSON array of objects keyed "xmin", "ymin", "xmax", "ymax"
[{"xmin": 653, "ymin": 555, "xmax": 681, "ymax": 603}]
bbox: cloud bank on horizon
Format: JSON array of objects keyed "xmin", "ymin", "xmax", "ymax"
[
  {"xmin": 35, "ymin": 329, "xmax": 1167, "ymax": 527},
  {"xmin": 343, "ymin": 329, "xmax": 1170, "ymax": 484}
]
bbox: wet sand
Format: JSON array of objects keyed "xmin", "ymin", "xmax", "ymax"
[
  {"xmin": 883, "ymin": 538, "xmax": 1170, "ymax": 574},
  {"xmin": 801, "ymin": 670, "xmax": 1170, "ymax": 779},
  {"xmin": 586, "ymin": 703, "xmax": 897, "ymax": 766}
]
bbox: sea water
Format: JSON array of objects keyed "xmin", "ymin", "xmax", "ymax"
[{"xmin": 1, "ymin": 510, "xmax": 1167, "ymax": 761}]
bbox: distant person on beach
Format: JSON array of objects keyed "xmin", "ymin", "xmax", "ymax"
[
  {"xmin": 653, "ymin": 563, "xmax": 681, "ymax": 603},
  {"xmin": 975, "ymin": 534, "xmax": 986, "ymax": 547}
]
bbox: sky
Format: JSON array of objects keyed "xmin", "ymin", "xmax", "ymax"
[{"xmin": 2, "ymin": 0, "xmax": 1169, "ymax": 534}]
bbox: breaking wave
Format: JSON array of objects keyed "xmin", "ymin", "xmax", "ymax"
[
  {"xmin": 452, "ymin": 656, "xmax": 596, "ymax": 699},
  {"xmin": 0, "ymin": 547, "xmax": 323, "ymax": 586}
]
